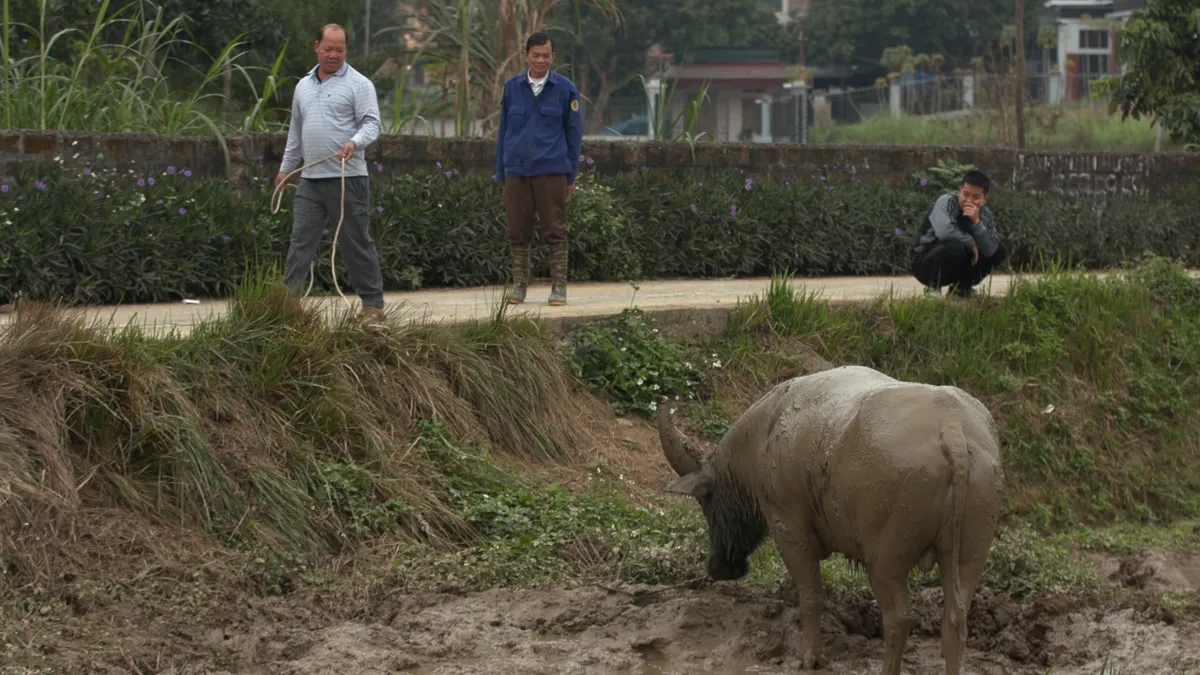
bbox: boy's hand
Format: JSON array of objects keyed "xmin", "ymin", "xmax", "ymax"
[{"xmin": 962, "ymin": 202, "xmax": 981, "ymax": 224}]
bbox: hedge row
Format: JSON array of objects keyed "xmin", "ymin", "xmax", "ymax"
[{"xmin": 1, "ymin": 162, "xmax": 1199, "ymax": 305}]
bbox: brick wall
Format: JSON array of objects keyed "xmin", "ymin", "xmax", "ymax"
[{"xmin": 2, "ymin": 128, "xmax": 1198, "ymax": 197}]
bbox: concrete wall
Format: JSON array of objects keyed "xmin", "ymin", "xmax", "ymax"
[{"xmin": 2, "ymin": 128, "xmax": 1198, "ymax": 197}]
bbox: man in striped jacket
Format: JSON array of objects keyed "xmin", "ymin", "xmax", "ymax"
[{"xmin": 276, "ymin": 23, "xmax": 385, "ymax": 320}]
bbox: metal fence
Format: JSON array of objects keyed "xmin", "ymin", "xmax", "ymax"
[{"xmin": 394, "ymin": 72, "xmax": 1119, "ymax": 142}]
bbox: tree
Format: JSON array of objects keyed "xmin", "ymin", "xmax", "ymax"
[
  {"xmin": 551, "ymin": 0, "xmax": 792, "ymax": 132},
  {"xmin": 386, "ymin": 0, "xmax": 621, "ymax": 136},
  {"xmin": 803, "ymin": 0, "xmax": 1039, "ymax": 72},
  {"xmin": 1094, "ymin": 0, "xmax": 1200, "ymax": 148}
]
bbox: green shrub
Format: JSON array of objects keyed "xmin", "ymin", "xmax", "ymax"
[
  {"xmin": 567, "ymin": 308, "xmax": 701, "ymax": 416},
  {"xmin": 2, "ymin": 162, "xmax": 1199, "ymax": 305}
]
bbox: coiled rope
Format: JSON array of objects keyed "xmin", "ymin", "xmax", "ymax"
[{"xmin": 269, "ymin": 152, "xmax": 353, "ymax": 311}]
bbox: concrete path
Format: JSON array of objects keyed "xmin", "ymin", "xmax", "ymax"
[{"xmin": 0, "ymin": 273, "xmax": 1037, "ymax": 338}]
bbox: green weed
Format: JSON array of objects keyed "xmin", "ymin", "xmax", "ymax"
[
  {"xmin": 715, "ymin": 259, "xmax": 1200, "ymax": 525},
  {"xmin": 567, "ymin": 308, "xmax": 703, "ymax": 417}
]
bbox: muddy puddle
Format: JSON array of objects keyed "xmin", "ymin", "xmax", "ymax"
[{"xmin": 229, "ymin": 580, "xmax": 1199, "ymax": 675}]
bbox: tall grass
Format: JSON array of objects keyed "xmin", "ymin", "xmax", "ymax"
[
  {"xmin": 0, "ymin": 0, "xmax": 289, "ymax": 136},
  {"xmin": 0, "ymin": 266, "xmax": 594, "ymax": 585},
  {"xmin": 810, "ymin": 106, "xmax": 1165, "ymax": 151}
]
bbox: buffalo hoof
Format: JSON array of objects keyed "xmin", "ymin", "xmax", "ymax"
[{"xmin": 799, "ymin": 646, "xmax": 825, "ymax": 670}]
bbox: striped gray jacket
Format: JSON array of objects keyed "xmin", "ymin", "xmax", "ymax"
[{"xmin": 279, "ymin": 62, "xmax": 381, "ymax": 179}]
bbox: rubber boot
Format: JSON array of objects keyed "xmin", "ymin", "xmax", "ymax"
[
  {"xmin": 505, "ymin": 243, "xmax": 531, "ymax": 305},
  {"xmin": 548, "ymin": 242, "xmax": 568, "ymax": 306}
]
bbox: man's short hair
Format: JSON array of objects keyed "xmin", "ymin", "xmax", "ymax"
[
  {"xmin": 962, "ymin": 168, "xmax": 991, "ymax": 194},
  {"xmin": 525, "ymin": 32, "xmax": 552, "ymax": 53},
  {"xmin": 317, "ymin": 23, "xmax": 346, "ymax": 43}
]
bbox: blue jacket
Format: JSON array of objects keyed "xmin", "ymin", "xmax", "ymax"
[{"xmin": 494, "ymin": 70, "xmax": 584, "ymax": 185}]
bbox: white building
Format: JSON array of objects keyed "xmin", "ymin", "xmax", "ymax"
[{"xmin": 1042, "ymin": 0, "xmax": 1146, "ymax": 101}]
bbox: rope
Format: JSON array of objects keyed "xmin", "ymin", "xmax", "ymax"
[{"xmin": 270, "ymin": 152, "xmax": 354, "ymax": 311}]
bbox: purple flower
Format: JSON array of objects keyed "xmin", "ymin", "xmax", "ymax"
[
  {"xmin": 730, "ymin": 204, "xmax": 738, "ymax": 217},
  {"xmin": 376, "ymin": 205, "xmax": 384, "ymax": 213},
  {"xmin": 0, "ymin": 184, "xmax": 8, "ymax": 193},
  {"xmin": 147, "ymin": 177, "xmax": 156, "ymax": 186},
  {"xmin": 744, "ymin": 178, "xmax": 752, "ymax": 191},
  {"xmin": 444, "ymin": 171, "xmax": 453, "ymax": 178},
  {"xmin": 586, "ymin": 157, "xmax": 595, "ymax": 166},
  {"xmin": 34, "ymin": 181, "xmax": 46, "ymax": 191},
  {"xmin": 920, "ymin": 178, "xmax": 928, "ymax": 186},
  {"xmin": 42, "ymin": 268, "xmax": 50, "ymax": 276},
  {"xmin": 124, "ymin": 219, "xmax": 131, "ymax": 225},
  {"xmin": 221, "ymin": 235, "xmax": 231, "ymax": 244},
  {"xmin": 156, "ymin": 199, "xmax": 164, "ymax": 205},
  {"xmin": 250, "ymin": 228, "xmax": 257, "ymax": 234},
  {"xmin": 436, "ymin": 161, "xmax": 442, "ymax": 169},
  {"xmin": 578, "ymin": 154, "xmax": 585, "ymax": 163},
  {"xmin": 690, "ymin": 204, "xmax": 697, "ymax": 213},
  {"xmin": 84, "ymin": 167, "xmax": 92, "ymax": 175},
  {"xmin": 182, "ymin": 169, "xmax": 192, "ymax": 178},
  {"xmin": 323, "ymin": 229, "xmax": 329, "ymax": 235},
  {"xmin": 167, "ymin": 166, "xmax": 176, "ymax": 175},
  {"xmin": 1136, "ymin": 211, "xmax": 1141, "ymax": 217},
  {"xmin": 375, "ymin": 162, "xmax": 383, "ymax": 173},
  {"xmin": 137, "ymin": 178, "xmax": 145, "ymax": 187},
  {"xmin": 895, "ymin": 228, "xmax": 903, "ymax": 237},
  {"xmin": 178, "ymin": 208, "xmax": 187, "ymax": 215}
]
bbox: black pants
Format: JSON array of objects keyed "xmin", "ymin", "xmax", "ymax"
[{"xmin": 912, "ymin": 241, "xmax": 1007, "ymax": 291}]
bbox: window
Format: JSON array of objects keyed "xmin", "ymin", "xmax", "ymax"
[
  {"xmin": 1081, "ymin": 54, "xmax": 1110, "ymax": 75},
  {"xmin": 1078, "ymin": 29, "xmax": 1109, "ymax": 50}
]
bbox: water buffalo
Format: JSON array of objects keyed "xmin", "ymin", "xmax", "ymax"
[{"xmin": 658, "ymin": 365, "xmax": 1004, "ymax": 675}]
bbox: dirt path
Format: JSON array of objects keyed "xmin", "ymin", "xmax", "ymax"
[{"xmin": 0, "ymin": 273, "xmax": 1035, "ymax": 338}]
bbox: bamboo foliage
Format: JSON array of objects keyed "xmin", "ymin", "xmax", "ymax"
[{"xmin": 382, "ymin": 0, "xmax": 621, "ymax": 137}]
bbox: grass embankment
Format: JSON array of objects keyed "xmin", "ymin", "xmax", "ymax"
[{"xmin": 2, "ymin": 259, "xmax": 1199, "ymax": 620}]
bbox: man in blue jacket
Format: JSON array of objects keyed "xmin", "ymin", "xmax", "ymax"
[
  {"xmin": 494, "ymin": 32, "xmax": 584, "ymax": 306},
  {"xmin": 910, "ymin": 169, "xmax": 1007, "ymax": 298}
]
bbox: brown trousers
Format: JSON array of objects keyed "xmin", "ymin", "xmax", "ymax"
[{"xmin": 504, "ymin": 175, "xmax": 567, "ymax": 245}]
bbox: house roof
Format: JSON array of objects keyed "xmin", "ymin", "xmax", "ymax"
[{"xmin": 663, "ymin": 63, "xmax": 792, "ymax": 82}]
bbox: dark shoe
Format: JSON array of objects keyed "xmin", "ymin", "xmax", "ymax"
[
  {"xmin": 548, "ymin": 242, "xmax": 568, "ymax": 306},
  {"xmin": 506, "ymin": 243, "xmax": 531, "ymax": 305}
]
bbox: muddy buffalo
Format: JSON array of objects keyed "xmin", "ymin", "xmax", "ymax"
[{"xmin": 658, "ymin": 365, "xmax": 1004, "ymax": 675}]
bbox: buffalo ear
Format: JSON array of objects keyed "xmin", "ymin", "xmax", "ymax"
[{"xmin": 662, "ymin": 471, "xmax": 711, "ymax": 499}]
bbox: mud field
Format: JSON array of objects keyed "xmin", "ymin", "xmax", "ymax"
[
  {"xmin": 6, "ymin": 547, "xmax": 1195, "ymax": 675},
  {"xmin": 261, "ymin": 584, "xmax": 1200, "ymax": 675}
]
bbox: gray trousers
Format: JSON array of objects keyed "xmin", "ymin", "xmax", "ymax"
[{"xmin": 284, "ymin": 176, "xmax": 385, "ymax": 308}]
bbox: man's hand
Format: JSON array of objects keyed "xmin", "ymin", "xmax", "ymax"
[
  {"xmin": 970, "ymin": 246, "xmax": 980, "ymax": 266},
  {"xmin": 962, "ymin": 202, "xmax": 981, "ymax": 224},
  {"xmin": 337, "ymin": 140, "xmax": 357, "ymax": 161},
  {"xmin": 275, "ymin": 172, "xmax": 289, "ymax": 190},
  {"xmin": 566, "ymin": 183, "xmax": 575, "ymax": 199}
]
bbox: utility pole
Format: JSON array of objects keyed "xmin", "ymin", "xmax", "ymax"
[
  {"xmin": 1015, "ymin": 0, "xmax": 1026, "ymax": 148},
  {"xmin": 364, "ymin": 0, "xmax": 372, "ymax": 59}
]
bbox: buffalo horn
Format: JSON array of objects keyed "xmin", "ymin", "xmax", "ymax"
[{"xmin": 656, "ymin": 404, "xmax": 702, "ymax": 476}]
